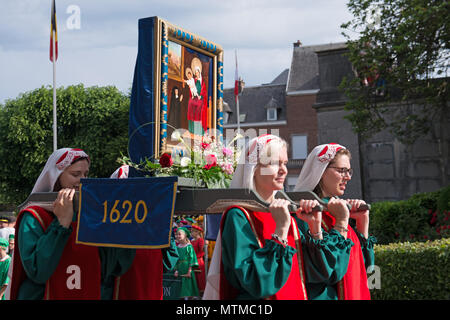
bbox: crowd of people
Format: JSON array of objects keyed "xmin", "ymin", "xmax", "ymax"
[
  {"xmin": 2, "ymin": 134, "xmax": 376, "ymax": 300},
  {"xmin": 0, "ymin": 215, "xmax": 15, "ymax": 299}
]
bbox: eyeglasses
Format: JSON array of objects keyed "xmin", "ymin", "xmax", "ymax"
[{"xmin": 328, "ymin": 167, "xmax": 353, "ymax": 177}]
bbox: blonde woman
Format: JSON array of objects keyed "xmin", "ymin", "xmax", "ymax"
[{"xmin": 204, "ymin": 135, "xmax": 353, "ymax": 300}]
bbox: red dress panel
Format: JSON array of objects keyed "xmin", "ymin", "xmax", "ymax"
[
  {"xmin": 321, "ymin": 211, "xmax": 371, "ymax": 300},
  {"xmin": 219, "ymin": 206, "xmax": 308, "ymax": 300},
  {"xmin": 191, "ymin": 237, "xmax": 206, "ymax": 292},
  {"xmin": 10, "ymin": 206, "xmax": 101, "ymax": 300}
]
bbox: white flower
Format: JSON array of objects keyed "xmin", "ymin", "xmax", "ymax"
[
  {"xmin": 171, "ymin": 130, "xmax": 182, "ymax": 142},
  {"xmin": 180, "ymin": 157, "xmax": 191, "ymax": 167}
]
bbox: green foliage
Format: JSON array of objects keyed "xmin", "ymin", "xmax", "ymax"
[
  {"xmin": 437, "ymin": 184, "xmax": 450, "ymax": 213},
  {"xmin": 0, "ymin": 84, "xmax": 130, "ymax": 205},
  {"xmin": 371, "ymin": 238, "xmax": 450, "ymax": 300},
  {"xmin": 120, "ymin": 131, "xmax": 241, "ymax": 190},
  {"xmin": 121, "ymin": 154, "xmax": 233, "ymax": 190},
  {"xmin": 370, "ymin": 186, "xmax": 450, "ymax": 244},
  {"xmin": 340, "ymin": 0, "xmax": 449, "ymax": 144}
]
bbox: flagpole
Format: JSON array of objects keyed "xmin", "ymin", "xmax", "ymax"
[
  {"xmin": 52, "ymin": 36, "xmax": 57, "ymax": 152},
  {"xmin": 235, "ymin": 50, "xmax": 240, "ymax": 134},
  {"xmin": 236, "ymin": 96, "xmax": 240, "ymax": 134},
  {"xmin": 203, "ymin": 214, "xmax": 208, "ymax": 285}
]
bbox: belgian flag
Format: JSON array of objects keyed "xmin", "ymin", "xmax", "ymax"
[{"xmin": 50, "ymin": 0, "xmax": 58, "ymax": 62}]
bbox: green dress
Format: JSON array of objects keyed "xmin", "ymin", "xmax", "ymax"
[
  {"xmin": 16, "ymin": 212, "xmax": 136, "ymax": 300},
  {"xmin": 0, "ymin": 255, "xmax": 11, "ymax": 300},
  {"xmin": 300, "ymin": 197, "xmax": 377, "ymax": 300},
  {"xmin": 321, "ymin": 197, "xmax": 377, "ymax": 269},
  {"xmin": 162, "ymin": 237, "xmax": 181, "ymax": 272},
  {"xmin": 174, "ymin": 243, "xmax": 199, "ymax": 298},
  {"xmin": 221, "ymin": 207, "xmax": 354, "ymax": 300}
]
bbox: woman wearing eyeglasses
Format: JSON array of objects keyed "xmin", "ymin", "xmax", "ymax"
[{"xmin": 294, "ymin": 143, "xmax": 376, "ymax": 300}]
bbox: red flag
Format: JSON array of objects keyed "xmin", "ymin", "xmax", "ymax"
[
  {"xmin": 50, "ymin": 0, "xmax": 58, "ymax": 62},
  {"xmin": 234, "ymin": 50, "xmax": 239, "ymax": 101}
]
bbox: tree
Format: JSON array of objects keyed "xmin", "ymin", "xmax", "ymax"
[
  {"xmin": 340, "ymin": 0, "xmax": 449, "ymax": 144},
  {"xmin": 0, "ymin": 84, "xmax": 130, "ymax": 205}
]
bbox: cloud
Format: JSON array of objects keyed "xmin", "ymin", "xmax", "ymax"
[{"xmin": 0, "ymin": 0, "xmax": 353, "ymax": 103}]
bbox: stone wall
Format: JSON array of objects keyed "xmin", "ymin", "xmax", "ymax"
[{"xmin": 315, "ymin": 102, "xmax": 449, "ymax": 203}]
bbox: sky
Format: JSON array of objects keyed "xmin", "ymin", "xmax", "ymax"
[{"xmin": 0, "ymin": 0, "xmax": 355, "ymax": 104}]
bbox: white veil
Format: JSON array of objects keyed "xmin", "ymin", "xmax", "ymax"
[
  {"xmin": 203, "ymin": 134, "xmax": 284, "ymax": 300},
  {"xmin": 294, "ymin": 143, "xmax": 346, "ymax": 192}
]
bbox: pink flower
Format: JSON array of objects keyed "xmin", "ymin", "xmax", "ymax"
[
  {"xmin": 205, "ymin": 154, "xmax": 217, "ymax": 166},
  {"xmin": 201, "ymin": 142, "xmax": 210, "ymax": 150},
  {"xmin": 221, "ymin": 163, "xmax": 234, "ymax": 175},
  {"xmin": 222, "ymin": 147, "xmax": 233, "ymax": 157}
]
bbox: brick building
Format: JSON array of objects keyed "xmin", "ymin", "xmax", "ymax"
[
  {"xmin": 223, "ymin": 42, "xmax": 342, "ymax": 190},
  {"xmin": 223, "ymin": 41, "xmax": 449, "ymax": 200}
]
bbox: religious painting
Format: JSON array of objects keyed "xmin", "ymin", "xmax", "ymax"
[
  {"xmin": 166, "ymin": 42, "xmax": 216, "ymax": 153},
  {"xmin": 162, "ymin": 24, "xmax": 224, "ymax": 158},
  {"xmin": 128, "ymin": 17, "xmax": 224, "ymax": 163}
]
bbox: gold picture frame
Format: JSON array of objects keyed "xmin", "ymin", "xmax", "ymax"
[{"xmin": 153, "ymin": 17, "xmax": 224, "ymax": 157}]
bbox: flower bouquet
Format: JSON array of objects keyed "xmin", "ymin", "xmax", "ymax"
[{"xmin": 120, "ymin": 130, "xmax": 243, "ymax": 189}]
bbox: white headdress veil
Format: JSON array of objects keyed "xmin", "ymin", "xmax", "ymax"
[
  {"xmin": 6, "ymin": 148, "xmax": 89, "ymax": 301},
  {"xmin": 31, "ymin": 148, "xmax": 90, "ymax": 193},
  {"xmin": 294, "ymin": 143, "xmax": 346, "ymax": 192},
  {"xmin": 203, "ymin": 134, "xmax": 284, "ymax": 300},
  {"xmin": 110, "ymin": 164, "xmax": 129, "ymax": 179}
]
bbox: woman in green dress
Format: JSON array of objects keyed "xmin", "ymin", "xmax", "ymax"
[
  {"xmin": 204, "ymin": 135, "xmax": 354, "ymax": 300},
  {"xmin": 9, "ymin": 148, "xmax": 135, "ymax": 300},
  {"xmin": 174, "ymin": 227, "xmax": 199, "ymax": 299},
  {"xmin": 294, "ymin": 143, "xmax": 376, "ymax": 299}
]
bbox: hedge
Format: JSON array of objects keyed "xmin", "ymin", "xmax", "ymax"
[
  {"xmin": 370, "ymin": 238, "xmax": 449, "ymax": 300},
  {"xmin": 369, "ymin": 185, "xmax": 450, "ymax": 244}
]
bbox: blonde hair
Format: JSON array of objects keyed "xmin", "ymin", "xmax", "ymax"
[
  {"xmin": 258, "ymin": 138, "xmax": 288, "ymax": 165},
  {"xmin": 252, "ymin": 138, "xmax": 288, "ymax": 190}
]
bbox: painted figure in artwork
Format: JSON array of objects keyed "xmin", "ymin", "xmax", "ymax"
[
  {"xmin": 168, "ymin": 86, "xmax": 183, "ymax": 137},
  {"xmin": 186, "ymin": 58, "xmax": 208, "ymax": 136}
]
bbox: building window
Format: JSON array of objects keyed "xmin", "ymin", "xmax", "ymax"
[
  {"xmin": 267, "ymin": 108, "xmax": 277, "ymax": 121},
  {"xmin": 292, "ymin": 135, "xmax": 307, "ymax": 159}
]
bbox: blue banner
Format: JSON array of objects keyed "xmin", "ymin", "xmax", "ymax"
[
  {"xmin": 76, "ymin": 176, "xmax": 178, "ymax": 248},
  {"xmin": 205, "ymin": 214, "xmax": 221, "ymax": 241},
  {"xmin": 128, "ymin": 17, "xmax": 156, "ymax": 164}
]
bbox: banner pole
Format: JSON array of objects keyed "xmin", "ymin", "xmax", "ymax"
[{"xmin": 52, "ymin": 35, "xmax": 57, "ymax": 151}]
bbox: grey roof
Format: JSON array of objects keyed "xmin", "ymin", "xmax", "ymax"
[
  {"xmin": 287, "ymin": 42, "xmax": 347, "ymax": 93},
  {"xmin": 223, "ymin": 83, "xmax": 286, "ymax": 124},
  {"xmin": 266, "ymin": 68, "xmax": 289, "ymax": 85},
  {"xmin": 264, "ymin": 97, "xmax": 281, "ymax": 109}
]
